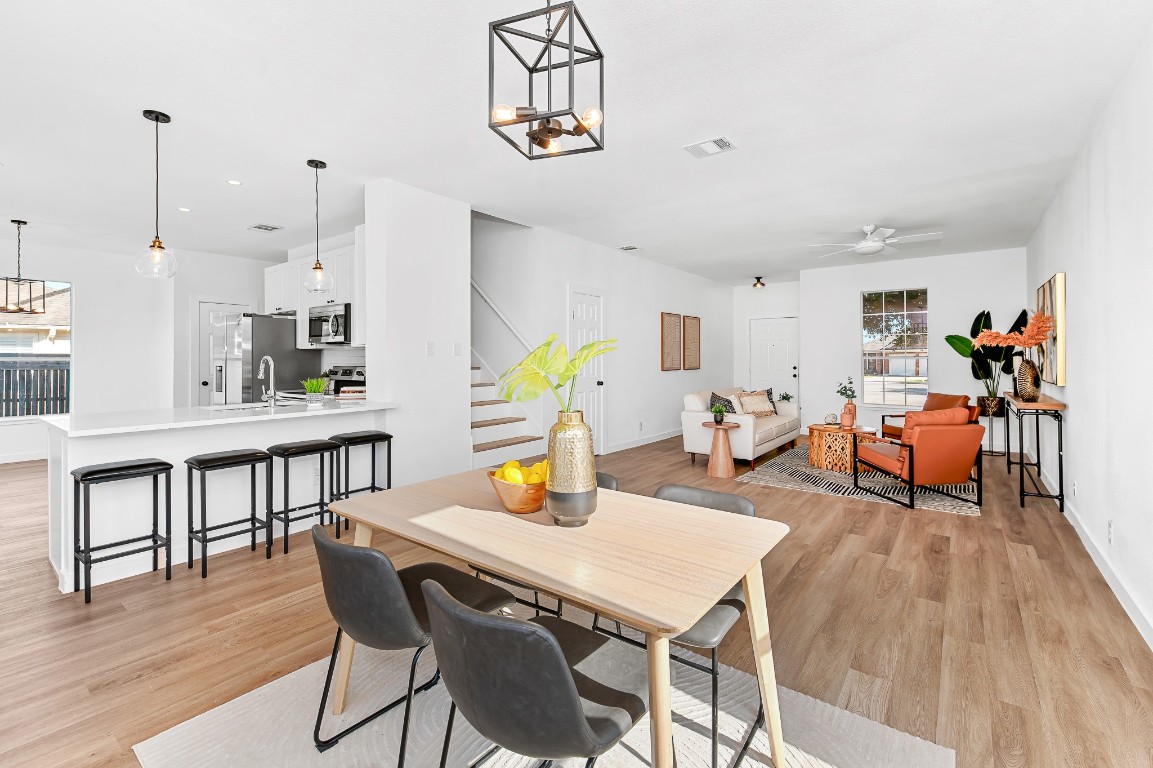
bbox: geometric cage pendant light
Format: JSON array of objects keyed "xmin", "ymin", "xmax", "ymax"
[
  {"xmin": 136, "ymin": 109, "xmax": 178, "ymax": 278},
  {"xmin": 489, "ymin": 0, "xmax": 604, "ymax": 159},
  {"xmin": 2, "ymin": 219, "xmax": 47, "ymax": 314},
  {"xmin": 303, "ymin": 159, "xmax": 333, "ymax": 295}
]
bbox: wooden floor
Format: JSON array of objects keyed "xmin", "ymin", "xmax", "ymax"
[{"xmin": 2, "ymin": 438, "xmax": 1152, "ymax": 767}]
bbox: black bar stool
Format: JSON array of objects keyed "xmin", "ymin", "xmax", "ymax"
[
  {"xmin": 329, "ymin": 430, "xmax": 393, "ymax": 503},
  {"xmin": 72, "ymin": 458, "xmax": 173, "ymax": 604},
  {"xmin": 268, "ymin": 439, "xmax": 341, "ymax": 553},
  {"xmin": 185, "ymin": 449, "xmax": 273, "ymax": 578}
]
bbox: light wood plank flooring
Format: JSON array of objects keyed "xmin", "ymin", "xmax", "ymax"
[{"xmin": 1, "ymin": 438, "xmax": 1152, "ymax": 767}]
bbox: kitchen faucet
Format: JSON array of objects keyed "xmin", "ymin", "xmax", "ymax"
[{"xmin": 257, "ymin": 355, "xmax": 276, "ymax": 406}]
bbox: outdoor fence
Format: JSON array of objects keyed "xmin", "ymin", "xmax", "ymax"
[{"xmin": 0, "ymin": 358, "xmax": 70, "ymax": 417}]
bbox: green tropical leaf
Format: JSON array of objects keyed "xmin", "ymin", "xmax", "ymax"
[
  {"xmin": 559, "ymin": 338, "xmax": 618, "ymax": 385},
  {"xmin": 969, "ymin": 311, "xmax": 992, "ymax": 339},
  {"xmin": 970, "ymin": 347, "xmax": 992, "ymax": 380},
  {"xmin": 946, "ymin": 334, "xmax": 974, "ymax": 358},
  {"xmin": 1009, "ymin": 309, "xmax": 1028, "ymax": 334},
  {"xmin": 498, "ymin": 334, "xmax": 570, "ymax": 404}
]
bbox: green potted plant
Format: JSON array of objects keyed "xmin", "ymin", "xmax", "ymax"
[
  {"xmin": 945, "ymin": 310, "xmax": 1027, "ymax": 416},
  {"xmin": 710, "ymin": 403, "xmax": 726, "ymax": 425},
  {"xmin": 777, "ymin": 392, "xmax": 793, "ymax": 402},
  {"xmin": 499, "ymin": 333, "xmax": 617, "ymax": 527},
  {"xmin": 835, "ymin": 377, "xmax": 856, "ymax": 428},
  {"xmin": 301, "ymin": 377, "xmax": 328, "ymax": 408}
]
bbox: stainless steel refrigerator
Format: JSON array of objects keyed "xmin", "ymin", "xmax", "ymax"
[{"xmin": 201, "ymin": 313, "xmax": 322, "ymax": 406}]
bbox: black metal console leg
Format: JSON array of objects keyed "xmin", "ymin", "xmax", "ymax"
[{"xmin": 1018, "ymin": 408, "xmax": 1025, "ymax": 507}]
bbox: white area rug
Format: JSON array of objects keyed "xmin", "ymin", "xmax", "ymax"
[{"xmin": 135, "ymin": 603, "xmax": 954, "ymax": 768}]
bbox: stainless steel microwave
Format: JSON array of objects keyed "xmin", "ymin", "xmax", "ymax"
[{"xmin": 308, "ymin": 303, "xmax": 350, "ymax": 345}]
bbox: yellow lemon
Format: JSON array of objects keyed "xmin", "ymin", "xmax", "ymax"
[
  {"xmin": 494, "ymin": 468, "xmax": 505, "ymax": 481},
  {"xmin": 504, "ymin": 467, "xmax": 525, "ymax": 485},
  {"xmin": 501, "ymin": 460, "xmax": 521, "ymax": 472},
  {"xmin": 527, "ymin": 472, "xmax": 544, "ymax": 484}
]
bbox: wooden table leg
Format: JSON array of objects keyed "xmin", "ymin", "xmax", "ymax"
[
  {"xmin": 707, "ymin": 427, "xmax": 736, "ymax": 479},
  {"xmin": 331, "ymin": 522, "xmax": 375, "ymax": 715},
  {"xmin": 647, "ymin": 633, "xmax": 674, "ymax": 768},
  {"xmin": 742, "ymin": 561, "xmax": 788, "ymax": 767}
]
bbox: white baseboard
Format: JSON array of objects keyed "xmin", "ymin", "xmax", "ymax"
[
  {"xmin": 1039, "ymin": 466, "xmax": 1153, "ymax": 651},
  {"xmin": 0, "ymin": 450, "xmax": 48, "ymax": 465},
  {"xmin": 604, "ymin": 428, "xmax": 682, "ymax": 455}
]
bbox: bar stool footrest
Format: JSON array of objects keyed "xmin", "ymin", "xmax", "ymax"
[{"xmin": 78, "ymin": 535, "xmax": 169, "ymax": 566}]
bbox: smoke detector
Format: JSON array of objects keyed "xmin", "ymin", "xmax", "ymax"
[
  {"xmin": 683, "ymin": 137, "xmax": 737, "ymax": 159},
  {"xmin": 249, "ymin": 223, "xmax": 283, "ymax": 232},
  {"xmin": 618, "ymin": 245, "xmax": 639, "ymax": 251}
]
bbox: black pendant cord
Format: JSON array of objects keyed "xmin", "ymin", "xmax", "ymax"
[
  {"xmin": 314, "ymin": 165, "xmax": 320, "ymax": 266},
  {"xmin": 15, "ymin": 221, "xmax": 22, "ymax": 279},
  {"xmin": 154, "ymin": 118, "xmax": 160, "ymax": 241},
  {"xmin": 545, "ymin": 0, "xmax": 553, "ymax": 113}
]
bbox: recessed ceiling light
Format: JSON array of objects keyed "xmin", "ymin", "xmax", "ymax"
[
  {"xmin": 225, "ymin": 179, "xmax": 243, "ymax": 186},
  {"xmin": 683, "ymin": 137, "xmax": 738, "ymax": 159},
  {"xmin": 177, "ymin": 207, "xmax": 191, "ymax": 212},
  {"xmin": 618, "ymin": 245, "xmax": 639, "ymax": 251}
]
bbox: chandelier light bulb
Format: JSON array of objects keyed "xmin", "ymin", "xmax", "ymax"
[
  {"xmin": 546, "ymin": 138, "xmax": 562, "ymax": 154},
  {"xmin": 492, "ymin": 104, "xmax": 516, "ymax": 122},
  {"xmin": 580, "ymin": 106, "xmax": 603, "ymax": 131}
]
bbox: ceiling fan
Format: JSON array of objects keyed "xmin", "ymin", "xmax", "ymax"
[{"xmin": 811, "ymin": 224, "xmax": 942, "ymax": 259}]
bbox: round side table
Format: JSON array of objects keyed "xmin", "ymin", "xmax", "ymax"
[{"xmin": 701, "ymin": 421, "xmax": 741, "ymax": 479}]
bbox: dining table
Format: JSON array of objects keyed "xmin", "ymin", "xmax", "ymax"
[{"xmin": 327, "ymin": 468, "xmax": 791, "ymax": 768}]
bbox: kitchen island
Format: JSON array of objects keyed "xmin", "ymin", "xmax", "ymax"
[{"xmin": 40, "ymin": 400, "xmax": 397, "ymax": 594}]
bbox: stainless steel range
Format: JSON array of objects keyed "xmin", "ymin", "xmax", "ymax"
[{"xmin": 325, "ymin": 365, "xmax": 366, "ymax": 395}]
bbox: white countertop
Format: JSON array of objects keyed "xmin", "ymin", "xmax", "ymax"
[{"xmin": 39, "ymin": 400, "xmax": 398, "ymax": 437}]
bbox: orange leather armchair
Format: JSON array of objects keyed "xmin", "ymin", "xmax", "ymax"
[
  {"xmin": 854, "ymin": 407, "xmax": 984, "ymax": 509},
  {"xmin": 880, "ymin": 392, "xmax": 980, "ymax": 440}
]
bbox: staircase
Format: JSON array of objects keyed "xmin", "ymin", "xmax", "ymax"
[{"xmin": 470, "ymin": 362, "xmax": 545, "ymax": 468}]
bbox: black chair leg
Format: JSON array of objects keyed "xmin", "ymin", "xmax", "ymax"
[
  {"xmin": 165, "ymin": 471, "xmax": 172, "ymax": 580},
  {"xmin": 83, "ymin": 483, "xmax": 92, "ymax": 604},
  {"xmin": 151, "ymin": 475, "xmax": 159, "ymax": 572},
  {"xmin": 250, "ymin": 463, "xmax": 258, "ymax": 551},
  {"xmin": 200, "ymin": 469, "xmax": 209, "ymax": 578},
  {"xmin": 396, "ymin": 644, "xmax": 426, "ymax": 768},
  {"xmin": 711, "ymin": 648, "xmax": 719, "ymax": 768},
  {"xmin": 282, "ymin": 457, "xmax": 291, "ymax": 555},
  {"xmin": 439, "ymin": 700, "xmax": 456, "ymax": 768},
  {"xmin": 734, "ymin": 704, "xmax": 766, "ymax": 767},
  {"xmin": 72, "ymin": 479, "xmax": 80, "ymax": 592},
  {"xmin": 265, "ymin": 459, "xmax": 273, "ymax": 559},
  {"xmin": 467, "ymin": 744, "xmax": 501, "ymax": 768}
]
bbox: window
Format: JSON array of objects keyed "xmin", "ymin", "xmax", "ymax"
[
  {"xmin": 0, "ymin": 281, "xmax": 71, "ymax": 417},
  {"xmin": 861, "ymin": 288, "xmax": 927, "ymax": 407}
]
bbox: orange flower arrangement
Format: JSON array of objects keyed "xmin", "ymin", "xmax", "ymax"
[{"xmin": 975, "ymin": 313, "xmax": 1055, "ymax": 359}]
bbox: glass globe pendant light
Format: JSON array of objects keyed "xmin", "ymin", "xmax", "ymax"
[
  {"xmin": 303, "ymin": 159, "xmax": 333, "ymax": 295},
  {"xmin": 135, "ymin": 110, "xmax": 178, "ymax": 278}
]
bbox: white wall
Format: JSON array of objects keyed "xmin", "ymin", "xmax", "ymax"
[
  {"xmin": 731, "ymin": 282, "xmax": 800, "ymax": 389},
  {"xmin": 173, "ymin": 250, "xmax": 269, "ymax": 408},
  {"xmin": 1026, "ymin": 29, "xmax": 1153, "ymax": 645},
  {"xmin": 0, "ymin": 240, "xmax": 267, "ymax": 462},
  {"xmin": 364, "ymin": 179, "xmax": 472, "ymax": 485},
  {"xmin": 798, "ymin": 248, "xmax": 1026, "ymax": 449},
  {"xmin": 472, "ymin": 215, "xmax": 734, "ymax": 454}
]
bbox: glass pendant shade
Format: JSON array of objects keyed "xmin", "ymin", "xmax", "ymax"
[
  {"xmin": 305, "ymin": 260, "xmax": 333, "ymax": 294},
  {"xmin": 135, "ymin": 237, "xmax": 177, "ymax": 278}
]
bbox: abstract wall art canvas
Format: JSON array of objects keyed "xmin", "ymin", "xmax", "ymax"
[{"xmin": 1036, "ymin": 272, "xmax": 1066, "ymax": 385}]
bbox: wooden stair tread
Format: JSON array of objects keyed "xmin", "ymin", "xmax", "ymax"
[
  {"xmin": 472, "ymin": 417, "xmax": 527, "ymax": 429},
  {"xmin": 473, "ymin": 435, "xmax": 543, "ymax": 453},
  {"xmin": 470, "ymin": 382, "xmax": 496, "ymax": 388},
  {"xmin": 471, "ymin": 399, "xmax": 506, "ymax": 407}
]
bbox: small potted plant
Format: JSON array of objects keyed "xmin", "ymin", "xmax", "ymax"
[
  {"xmin": 835, "ymin": 377, "xmax": 856, "ymax": 428},
  {"xmin": 301, "ymin": 377, "xmax": 328, "ymax": 407},
  {"xmin": 777, "ymin": 392, "xmax": 793, "ymax": 402},
  {"xmin": 710, "ymin": 403, "xmax": 726, "ymax": 425}
]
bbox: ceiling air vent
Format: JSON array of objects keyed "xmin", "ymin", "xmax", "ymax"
[
  {"xmin": 618, "ymin": 245, "xmax": 639, "ymax": 251},
  {"xmin": 683, "ymin": 137, "xmax": 737, "ymax": 159},
  {"xmin": 249, "ymin": 223, "xmax": 283, "ymax": 232}
]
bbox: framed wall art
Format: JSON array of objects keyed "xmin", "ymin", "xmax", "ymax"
[
  {"xmin": 1036, "ymin": 272, "xmax": 1066, "ymax": 385},
  {"xmin": 660, "ymin": 312, "xmax": 682, "ymax": 370},
  {"xmin": 683, "ymin": 315, "xmax": 701, "ymax": 370}
]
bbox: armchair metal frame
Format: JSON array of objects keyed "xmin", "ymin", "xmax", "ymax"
[{"xmin": 852, "ymin": 433, "xmax": 983, "ymax": 509}]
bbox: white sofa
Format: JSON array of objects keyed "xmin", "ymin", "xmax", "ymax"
[{"xmin": 681, "ymin": 387, "xmax": 801, "ymax": 468}]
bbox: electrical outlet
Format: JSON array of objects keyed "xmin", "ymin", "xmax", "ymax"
[
  {"xmin": 425, "ymin": 341, "xmax": 435, "ymax": 357},
  {"xmin": 1108, "ymin": 519, "xmax": 1114, "ymax": 546},
  {"xmin": 638, "ymin": 420, "xmax": 643, "ymax": 434},
  {"xmin": 1073, "ymin": 480, "xmax": 1078, "ymax": 497}
]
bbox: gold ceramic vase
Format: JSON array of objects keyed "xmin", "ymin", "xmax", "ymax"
[{"xmin": 546, "ymin": 410, "xmax": 597, "ymax": 527}]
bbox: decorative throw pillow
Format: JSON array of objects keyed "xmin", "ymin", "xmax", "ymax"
[
  {"xmin": 737, "ymin": 390, "xmax": 776, "ymax": 417},
  {"xmin": 709, "ymin": 392, "xmax": 737, "ymax": 414}
]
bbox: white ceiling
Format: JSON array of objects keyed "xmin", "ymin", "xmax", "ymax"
[{"xmin": 2, "ymin": 1, "xmax": 1151, "ymax": 282}]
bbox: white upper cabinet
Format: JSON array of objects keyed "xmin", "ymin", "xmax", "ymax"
[
  {"xmin": 268, "ymin": 233, "xmax": 365, "ymax": 348},
  {"xmin": 263, "ymin": 261, "xmax": 300, "ymax": 315}
]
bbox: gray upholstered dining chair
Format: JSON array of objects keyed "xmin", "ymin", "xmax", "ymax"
[
  {"xmin": 310, "ymin": 526, "xmax": 514, "ymax": 766},
  {"xmin": 422, "ymin": 580, "xmax": 649, "ymax": 767},
  {"xmin": 595, "ymin": 471, "xmax": 619, "ymax": 491},
  {"xmin": 592, "ymin": 484, "xmax": 755, "ymax": 768}
]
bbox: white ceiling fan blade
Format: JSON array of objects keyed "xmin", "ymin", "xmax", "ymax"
[
  {"xmin": 809, "ymin": 243, "xmax": 857, "ymax": 247},
  {"xmin": 885, "ymin": 231, "xmax": 942, "ymax": 243},
  {"xmin": 818, "ymin": 247, "xmax": 856, "ymax": 259},
  {"xmin": 870, "ymin": 227, "xmax": 896, "ymax": 241},
  {"xmin": 882, "ymin": 244, "xmax": 900, "ymax": 253}
]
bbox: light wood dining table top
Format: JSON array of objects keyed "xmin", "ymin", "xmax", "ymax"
[{"xmin": 329, "ymin": 468, "xmax": 790, "ymax": 636}]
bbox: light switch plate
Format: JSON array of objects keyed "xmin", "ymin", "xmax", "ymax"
[
  {"xmin": 454, "ymin": 342, "xmax": 463, "ymax": 357},
  {"xmin": 425, "ymin": 341, "xmax": 435, "ymax": 357}
]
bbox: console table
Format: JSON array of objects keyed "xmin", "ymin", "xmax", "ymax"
[{"xmin": 1003, "ymin": 392, "xmax": 1066, "ymax": 512}]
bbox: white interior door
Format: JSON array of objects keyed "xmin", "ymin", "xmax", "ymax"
[
  {"xmin": 568, "ymin": 287, "xmax": 606, "ymax": 455},
  {"xmin": 197, "ymin": 301, "xmax": 250, "ymax": 406},
  {"xmin": 750, "ymin": 317, "xmax": 799, "ymax": 403}
]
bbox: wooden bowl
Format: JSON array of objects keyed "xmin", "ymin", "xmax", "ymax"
[{"xmin": 488, "ymin": 471, "xmax": 546, "ymax": 514}]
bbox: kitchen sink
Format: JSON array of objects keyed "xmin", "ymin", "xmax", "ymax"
[{"xmin": 206, "ymin": 402, "xmax": 296, "ymax": 412}]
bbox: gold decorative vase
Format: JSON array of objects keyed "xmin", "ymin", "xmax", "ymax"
[
  {"xmin": 546, "ymin": 410, "xmax": 597, "ymax": 527},
  {"xmin": 1016, "ymin": 359, "xmax": 1041, "ymax": 402}
]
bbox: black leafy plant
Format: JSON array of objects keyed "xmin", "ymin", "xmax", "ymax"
[{"xmin": 945, "ymin": 310, "xmax": 1028, "ymax": 403}]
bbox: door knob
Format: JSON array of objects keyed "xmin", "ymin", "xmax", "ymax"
[
  {"xmin": 200, "ymin": 381, "xmax": 209, "ymax": 387},
  {"xmin": 793, "ymin": 365, "xmax": 798, "ymax": 370},
  {"xmin": 792, "ymin": 374, "xmax": 797, "ymax": 378},
  {"xmin": 597, "ymin": 381, "xmax": 604, "ymax": 386}
]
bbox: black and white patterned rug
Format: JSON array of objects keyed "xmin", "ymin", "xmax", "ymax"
[{"xmin": 737, "ymin": 447, "xmax": 981, "ymax": 516}]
